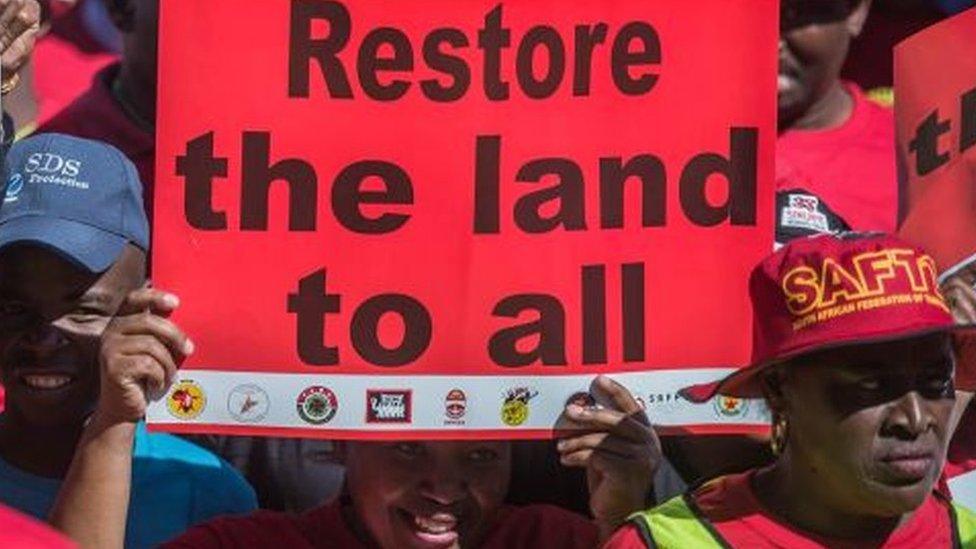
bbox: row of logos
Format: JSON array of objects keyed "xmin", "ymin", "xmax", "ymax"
[{"xmin": 165, "ymin": 380, "xmax": 751, "ymax": 427}]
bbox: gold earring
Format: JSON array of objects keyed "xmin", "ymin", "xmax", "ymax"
[{"xmin": 770, "ymin": 415, "xmax": 788, "ymax": 456}]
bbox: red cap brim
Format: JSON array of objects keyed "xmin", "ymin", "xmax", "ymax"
[{"xmin": 680, "ymin": 325, "xmax": 976, "ymax": 404}]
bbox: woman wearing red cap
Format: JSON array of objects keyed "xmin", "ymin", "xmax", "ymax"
[{"xmin": 606, "ymin": 233, "xmax": 976, "ymax": 548}]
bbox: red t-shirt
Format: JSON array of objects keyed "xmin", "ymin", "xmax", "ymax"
[
  {"xmin": 164, "ymin": 500, "xmax": 598, "ymax": 549},
  {"xmin": 775, "ymin": 82, "xmax": 897, "ymax": 245},
  {"xmin": 947, "ymin": 403, "xmax": 976, "ymax": 480},
  {"xmin": 0, "ymin": 504, "xmax": 75, "ymax": 548},
  {"xmin": 604, "ymin": 472, "xmax": 953, "ymax": 549},
  {"xmin": 37, "ymin": 63, "xmax": 155, "ymax": 217},
  {"xmin": 33, "ymin": 5, "xmax": 118, "ymax": 127}
]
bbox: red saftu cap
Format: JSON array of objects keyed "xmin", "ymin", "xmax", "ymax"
[{"xmin": 682, "ymin": 233, "xmax": 967, "ymax": 403}]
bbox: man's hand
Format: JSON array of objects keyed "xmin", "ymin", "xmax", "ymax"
[
  {"xmin": 96, "ymin": 287, "xmax": 193, "ymax": 426},
  {"xmin": 556, "ymin": 375, "xmax": 661, "ymax": 540},
  {"xmin": 52, "ymin": 287, "xmax": 190, "ymax": 548},
  {"xmin": 0, "ymin": 0, "xmax": 40, "ymax": 90},
  {"xmin": 943, "ymin": 270, "xmax": 976, "ymax": 324}
]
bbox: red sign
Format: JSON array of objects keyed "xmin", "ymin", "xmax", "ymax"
[
  {"xmin": 147, "ymin": 0, "xmax": 777, "ymax": 439},
  {"xmin": 897, "ymin": 7, "xmax": 976, "ymax": 276}
]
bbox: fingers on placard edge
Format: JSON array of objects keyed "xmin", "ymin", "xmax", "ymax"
[
  {"xmin": 591, "ymin": 375, "xmax": 649, "ymax": 424},
  {"xmin": 560, "ymin": 449, "xmax": 594, "ymax": 467},
  {"xmin": 117, "ymin": 313, "xmax": 191, "ymax": 358},
  {"xmin": 118, "ymin": 288, "xmax": 179, "ymax": 316},
  {"xmin": 572, "ymin": 408, "xmax": 652, "ymax": 444}
]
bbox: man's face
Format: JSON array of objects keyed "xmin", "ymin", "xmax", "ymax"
[
  {"xmin": 344, "ymin": 441, "xmax": 512, "ymax": 549},
  {"xmin": 780, "ymin": 333, "xmax": 955, "ymax": 516},
  {"xmin": 779, "ymin": 0, "xmax": 868, "ymax": 128},
  {"xmin": 0, "ymin": 245, "xmax": 144, "ymax": 428},
  {"xmin": 130, "ymin": 0, "xmax": 159, "ymax": 82},
  {"xmin": 108, "ymin": 0, "xmax": 159, "ymax": 99}
]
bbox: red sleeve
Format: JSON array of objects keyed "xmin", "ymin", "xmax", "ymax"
[
  {"xmin": 946, "ymin": 401, "xmax": 976, "ymax": 478},
  {"xmin": 602, "ymin": 523, "xmax": 650, "ymax": 549},
  {"xmin": 161, "ymin": 523, "xmax": 231, "ymax": 549},
  {"xmin": 161, "ymin": 511, "xmax": 308, "ymax": 549},
  {"xmin": 482, "ymin": 505, "xmax": 599, "ymax": 549},
  {"xmin": 949, "ymin": 325, "xmax": 976, "ymax": 392},
  {"xmin": 0, "ymin": 505, "xmax": 75, "ymax": 548}
]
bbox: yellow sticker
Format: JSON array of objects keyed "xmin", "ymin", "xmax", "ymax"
[
  {"xmin": 167, "ymin": 380, "xmax": 207, "ymax": 420},
  {"xmin": 501, "ymin": 387, "xmax": 537, "ymax": 426}
]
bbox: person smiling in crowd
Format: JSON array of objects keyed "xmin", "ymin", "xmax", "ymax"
[
  {"xmin": 0, "ymin": 133, "xmax": 256, "ymax": 548},
  {"xmin": 52, "ymin": 294, "xmax": 661, "ymax": 549},
  {"xmin": 774, "ymin": 0, "xmax": 897, "ymax": 246}
]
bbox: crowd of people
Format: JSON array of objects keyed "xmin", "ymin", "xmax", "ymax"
[{"xmin": 0, "ymin": 0, "xmax": 972, "ymax": 547}]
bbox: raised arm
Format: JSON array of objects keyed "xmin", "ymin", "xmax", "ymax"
[
  {"xmin": 49, "ymin": 288, "xmax": 191, "ymax": 548},
  {"xmin": 556, "ymin": 375, "xmax": 661, "ymax": 542}
]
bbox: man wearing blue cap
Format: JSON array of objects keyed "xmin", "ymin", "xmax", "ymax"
[{"xmin": 0, "ymin": 132, "xmax": 257, "ymax": 548}]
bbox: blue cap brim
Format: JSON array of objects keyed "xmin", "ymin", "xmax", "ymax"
[{"xmin": 0, "ymin": 215, "xmax": 127, "ymax": 273}]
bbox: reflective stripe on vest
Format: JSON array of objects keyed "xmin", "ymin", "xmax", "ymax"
[
  {"xmin": 627, "ymin": 493, "xmax": 727, "ymax": 549},
  {"xmin": 951, "ymin": 501, "xmax": 976, "ymax": 548},
  {"xmin": 630, "ymin": 493, "xmax": 976, "ymax": 548}
]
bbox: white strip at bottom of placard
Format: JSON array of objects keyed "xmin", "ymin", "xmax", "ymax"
[{"xmin": 146, "ymin": 368, "xmax": 770, "ymax": 438}]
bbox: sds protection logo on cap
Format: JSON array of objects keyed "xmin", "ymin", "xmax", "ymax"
[
  {"xmin": 23, "ymin": 153, "xmax": 88, "ymax": 190},
  {"xmin": 167, "ymin": 380, "xmax": 207, "ymax": 420},
  {"xmin": 3, "ymin": 173, "xmax": 22, "ymax": 203}
]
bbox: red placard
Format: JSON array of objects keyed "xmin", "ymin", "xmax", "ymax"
[
  {"xmin": 897, "ymin": 7, "xmax": 976, "ymax": 276},
  {"xmin": 147, "ymin": 0, "xmax": 777, "ymax": 439}
]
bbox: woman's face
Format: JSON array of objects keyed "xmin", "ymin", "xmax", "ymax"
[
  {"xmin": 778, "ymin": 0, "xmax": 869, "ymax": 128},
  {"xmin": 342, "ymin": 441, "xmax": 512, "ymax": 549},
  {"xmin": 776, "ymin": 334, "xmax": 955, "ymax": 516}
]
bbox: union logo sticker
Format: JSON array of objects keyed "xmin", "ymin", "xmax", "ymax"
[
  {"xmin": 444, "ymin": 389, "xmax": 467, "ymax": 424},
  {"xmin": 297, "ymin": 386, "xmax": 339, "ymax": 425},
  {"xmin": 227, "ymin": 384, "xmax": 270, "ymax": 423},
  {"xmin": 713, "ymin": 395, "xmax": 749, "ymax": 418},
  {"xmin": 501, "ymin": 387, "xmax": 537, "ymax": 427},
  {"xmin": 167, "ymin": 379, "xmax": 207, "ymax": 420}
]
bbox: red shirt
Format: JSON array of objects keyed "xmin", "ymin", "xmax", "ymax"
[
  {"xmin": 944, "ymin": 402, "xmax": 976, "ymax": 503},
  {"xmin": 604, "ymin": 472, "xmax": 953, "ymax": 549},
  {"xmin": 775, "ymin": 82, "xmax": 897, "ymax": 244},
  {"xmin": 0, "ymin": 504, "xmax": 74, "ymax": 548},
  {"xmin": 37, "ymin": 63, "xmax": 155, "ymax": 218},
  {"xmin": 943, "ymin": 339, "xmax": 976, "ymax": 488},
  {"xmin": 947, "ymin": 403, "xmax": 976, "ymax": 481},
  {"xmin": 164, "ymin": 500, "xmax": 598, "ymax": 549},
  {"xmin": 33, "ymin": 7, "xmax": 118, "ymax": 127}
]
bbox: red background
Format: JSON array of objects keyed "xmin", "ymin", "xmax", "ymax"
[
  {"xmin": 897, "ymin": 8, "xmax": 976, "ymax": 273},
  {"xmin": 154, "ymin": 0, "xmax": 777, "ymax": 377}
]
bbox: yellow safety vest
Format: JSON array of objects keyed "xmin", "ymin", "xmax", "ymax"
[{"xmin": 628, "ymin": 489, "xmax": 976, "ymax": 548}]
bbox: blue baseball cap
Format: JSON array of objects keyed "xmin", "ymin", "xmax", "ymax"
[{"xmin": 0, "ymin": 133, "xmax": 149, "ymax": 273}]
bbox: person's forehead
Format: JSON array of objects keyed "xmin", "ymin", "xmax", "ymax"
[
  {"xmin": 96, "ymin": 246, "xmax": 145, "ymax": 292},
  {"xmin": 782, "ymin": 0, "xmax": 852, "ymax": 11},
  {"xmin": 362, "ymin": 440, "xmax": 511, "ymax": 450},
  {"xmin": 808, "ymin": 335, "xmax": 951, "ymax": 374},
  {"xmin": 0, "ymin": 244, "xmax": 136, "ymax": 302},
  {"xmin": 0, "ymin": 244, "xmax": 92, "ymax": 288},
  {"xmin": 349, "ymin": 440, "xmax": 512, "ymax": 460},
  {"xmin": 781, "ymin": 0, "xmax": 855, "ymax": 26}
]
